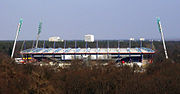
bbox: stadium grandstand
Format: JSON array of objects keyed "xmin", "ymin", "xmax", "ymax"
[{"xmin": 20, "ymin": 47, "xmax": 155, "ymax": 65}]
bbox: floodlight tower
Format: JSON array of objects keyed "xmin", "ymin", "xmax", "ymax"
[
  {"xmin": 11, "ymin": 18, "xmax": 23, "ymax": 58},
  {"xmin": 157, "ymin": 17, "xmax": 168, "ymax": 59},
  {"xmin": 35, "ymin": 21, "xmax": 42, "ymax": 48}
]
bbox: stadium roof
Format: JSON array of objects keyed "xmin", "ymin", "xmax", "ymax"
[{"xmin": 21, "ymin": 47, "xmax": 155, "ymax": 55}]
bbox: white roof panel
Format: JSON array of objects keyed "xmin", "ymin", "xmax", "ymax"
[{"xmin": 21, "ymin": 47, "xmax": 155, "ymax": 54}]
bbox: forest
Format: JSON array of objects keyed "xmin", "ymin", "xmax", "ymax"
[{"xmin": 0, "ymin": 40, "xmax": 180, "ymax": 94}]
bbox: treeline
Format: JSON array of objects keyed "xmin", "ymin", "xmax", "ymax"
[{"xmin": 0, "ymin": 53, "xmax": 180, "ymax": 94}]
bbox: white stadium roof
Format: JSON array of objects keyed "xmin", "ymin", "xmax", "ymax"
[{"xmin": 21, "ymin": 48, "xmax": 155, "ymax": 55}]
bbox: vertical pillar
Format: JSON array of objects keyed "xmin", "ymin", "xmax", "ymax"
[
  {"xmin": 141, "ymin": 54, "xmax": 143, "ymax": 63},
  {"xmin": 63, "ymin": 40, "xmax": 66, "ymax": 60},
  {"xmin": 151, "ymin": 40, "xmax": 153, "ymax": 49},
  {"xmin": 64, "ymin": 40, "xmax": 66, "ymax": 49},
  {"xmin": 24, "ymin": 41, "xmax": 26, "ymax": 50},
  {"xmin": 43, "ymin": 40, "xmax": 45, "ymax": 48},
  {"xmin": 118, "ymin": 40, "xmax": 120, "ymax": 58},
  {"xmin": 107, "ymin": 40, "xmax": 109, "ymax": 60},
  {"xmin": 32, "ymin": 40, "xmax": 35, "ymax": 48},
  {"xmin": 53, "ymin": 41, "xmax": 56, "ymax": 48},
  {"xmin": 96, "ymin": 40, "xmax": 98, "ymax": 60},
  {"xmin": 86, "ymin": 41, "xmax": 88, "ymax": 49},
  {"xmin": 140, "ymin": 38, "xmax": 144, "ymax": 48},
  {"xmin": 74, "ymin": 40, "xmax": 77, "ymax": 59},
  {"xmin": 129, "ymin": 38, "xmax": 134, "ymax": 48},
  {"xmin": 75, "ymin": 40, "xmax": 77, "ymax": 48},
  {"xmin": 129, "ymin": 40, "xmax": 131, "ymax": 48}
]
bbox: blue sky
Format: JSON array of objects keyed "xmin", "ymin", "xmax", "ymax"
[{"xmin": 0, "ymin": 0, "xmax": 180, "ymax": 40}]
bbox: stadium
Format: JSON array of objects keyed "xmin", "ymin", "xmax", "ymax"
[{"xmin": 20, "ymin": 46, "xmax": 155, "ymax": 65}]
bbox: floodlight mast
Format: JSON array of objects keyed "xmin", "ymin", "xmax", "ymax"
[
  {"xmin": 35, "ymin": 34, "xmax": 40, "ymax": 48},
  {"xmin": 157, "ymin": 17, "xmax": 168, "ymax": 59},
  {"xmin": 11, "ymin": 18, "xmax": 23, "ymax": 58},
  {"xmin": 35, "ymin": 21, "xmax": 42, "ymax": 48}
]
